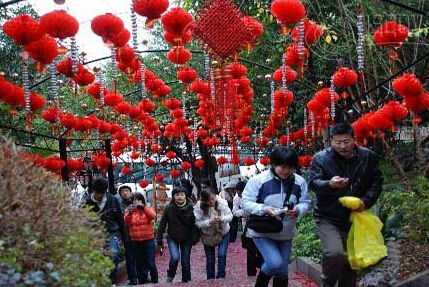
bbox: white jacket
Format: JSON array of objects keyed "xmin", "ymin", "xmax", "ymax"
[{"xmin": 194, "ymin": 195, "xmax": 233, "ymax": 235}]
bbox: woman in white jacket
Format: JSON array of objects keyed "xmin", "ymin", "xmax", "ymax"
[{"xmin": 194, "ymin": 188, "xmax": 233, "ymax": 279}]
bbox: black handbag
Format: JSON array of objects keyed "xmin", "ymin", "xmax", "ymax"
[{"xmin": 246, "ymin": 176, "xmax": 294, "ymax": 233}]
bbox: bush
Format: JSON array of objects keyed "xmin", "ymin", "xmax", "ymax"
[
  {"xmin": 292, "ymin": 211, "xmax": 323, "ymax": 263},
  {"xmin": 0, "ymin": 138, "xmax": 112, "ymax": 287},
  {"xmin": 377, "ymin": 176, "xmax": 429, "ymax": 243}
]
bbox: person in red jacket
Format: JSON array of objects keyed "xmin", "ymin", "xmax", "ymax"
[{"xmin": 124, "ymin": 193, "xmax": 158, "ymax": 284}]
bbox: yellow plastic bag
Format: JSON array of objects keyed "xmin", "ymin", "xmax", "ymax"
[
  {"xmin": 339, "ymin": 196, "xmax": 362, "ymax": 210},
  {"xmin": 347, "ymin": 210, "xmax": 388, "ymax": 270}
]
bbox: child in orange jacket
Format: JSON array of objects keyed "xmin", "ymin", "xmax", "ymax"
[{"xmin": 124, "ymin": 193, "xmax": 158, "ymax": 284}]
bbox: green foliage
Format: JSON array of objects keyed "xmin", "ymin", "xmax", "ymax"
[
  {"xmin": 292, "ymin": 212, "xmax": 323, "ymax": 263},
  {"xmin": 0, "ymin": 138, "xmax": 112, "ymax": 287},
  {"xmin": 377, "ymin": 176, "xmax": 429, "ymax": 244}
]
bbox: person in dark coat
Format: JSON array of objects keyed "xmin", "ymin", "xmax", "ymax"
[
  {"xmin": 85, "ymin": 178, "xmax": 125, "ymax": 285},
  {"xmin": 309, "ymin": 123, "xmax": 383, "ymax": 287},
  {"xmin": 117, "ymin": 185, "xmax": 138, "ymax": 285},
  {"xmin": 156, "ymin": 187, "xmax": 195, "ymax": 283}
]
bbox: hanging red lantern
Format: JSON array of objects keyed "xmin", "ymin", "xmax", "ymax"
[
  {"xmin": 29, "ymin": 93, "xmax": 45, "ymax": 112},
  {"xmin": 291, "ymin": 19, "xmax": 323, "ymax": 46},
  {"xmin": 217, "ymin": 156, "xmax": 228, "ymax": 165},
  {"xmin": 44, "ymin": 156, "xmax": 65, "ymax": 173},
  {"xmin": 244, "ymin": 157, "xmax": 255, "ymax": 166},
  {"xmin": 273, "ymin": 66, "xmax": 297, "ymax": 84},
  {"xmin": 133, "ymin": 0, "xmax": 169, "ymax": 28},
  {"xmin": 59, "ymin": 113, "xmax": 77, "ymax": 129},
  {"xmin": 167, "ymin": 46, "xmax": 191, "ymax": 65},
  {"xmin": 392, "ymin": 73, "xmax": 422, "ymax": 98},
  {"xmin": 3, "ymin": 14, "xmax": 44, "ymax": 45},
  {"xmin": 373, "ymin": 21, "xmax": 408, "ymax": 48},
  {"xmin": 24, "ymin": 34, "xmax": 59, "ymax": 65},
  {"xmin": 332, "ymin": 67, "xmax": 358, "ymax": 89},
  {"xmin": 114, "ymin": 101, "xmax": 132, "ymax": 114},
  {"xmin": 177, "ymin": 66, "xmax": 198, "ymax": 84},
  {"xmin": 73, "ymin": 65, "xmax": 95, "ymax": 86},
  {"xmin": 91, "ymin": 13, "xmax": 124, "ymax": 40},
  {"xmin": 164, "ymin": 30, "xmax": 192, "ymax": 46},
  {"xmin": 166, "ymin": 151, "xmax": 177, "ymax": 159},
  {"xmin": 145, "ymin": 158, "xmax": 156, "ymax": 167},
  {"xmin": 161, "ymin": 7, "xmax": 193, "ymax": 36},
  {"xmin": 103, "ymin": 28, "xmax": 130, "ymax": 48},
  {"xmin": 120, "ymin": 165, "xmax": 132, "ymax": 175},
  {"xmin": 194, "ymin": 159, "xmax": 204, "ymax": 168},
  {"xmin": 231, "ymin": 156, "xmax": 241, "ymax": 165},
  {"xmin": 88, "ymin": 82, "xmax": 109, "ymax": 100},
  {"xmin": 181, "ymin": 161, "xmax": 191, "ymax": 171},
  {"xmin": 271, "ymin": 0, "xmax": 306, "ymax": 35},
  {"xmin": 57, "ymin": 58, "xmax": 80, "ymax": 77},
  {"xmin": 155, "ymin": 173, "xmax": 165, "ymax": 182},
  {"xmin": 259, "ymin": 156, "xmax": 270, "ymax": 166},
  {"xmin": 139, "ymin": 180, "xmax": 150, "ymax": 188},
  {"xmin": 40, "ymin": 10, "xmax": 79, "ymax": 39},
  {"xmin": 170, "ymin": 169, "xmax": 181, "ymax": 179},
  {"xmin": 104, "ymin": 92, "xmax": 124, "ymax": 106}
]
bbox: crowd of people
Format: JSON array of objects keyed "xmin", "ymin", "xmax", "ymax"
[{"xmin": 84, "ymin": 123, "xmax": 383, "ymax": 287}]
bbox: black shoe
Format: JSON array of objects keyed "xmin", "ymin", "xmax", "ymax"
[
  {"xmin": 273, "ymin": 276, "xmax": 288, "ymax": 287},
  {"xmin": 255, "ymin": 271, "xmax": 272, "ymax": 287}
]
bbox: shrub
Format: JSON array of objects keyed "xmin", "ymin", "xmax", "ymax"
[
  {"xmin": 377, "ymin": 176, "xmax": 429, "ymax": 243},
  {"xmin": 0, "ymin": 137, "xmax": 112, "ymax": 287},
  {"xmin": 292, "ymin": 211, "xmax": 323, "ymax": 263}
]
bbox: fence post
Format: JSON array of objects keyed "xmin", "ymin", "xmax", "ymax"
[{"xmin": 59, "ymin": 138, "xmax": 69, "ymax": 182}]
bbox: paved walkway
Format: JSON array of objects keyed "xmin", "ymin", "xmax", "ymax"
[{"xmin": 119, "ymin": 242, "xmax": 319, "ymax": 287}]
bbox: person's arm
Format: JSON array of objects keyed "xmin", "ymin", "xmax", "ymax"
[
  {"xmin": 144, "ymin": 205, "xmax": 157, "ymax": 220},
  {"xmin": 360, "ymin": 154, "xmax": 383, "ymax": 209},
  {"xmin": 241, "ymin": 177, "xmax": 266, "ymax": 215},
  {"xmin": 296, "ymin": 180, "xmax": 311, "ymax": 216},
  {"xmin": 232, "ymin": 195, "xmax": 245, "ymax": 217},
  {"xmin": 308, "ymin": 154, "xmax": 333, "ymax": 196},
  {"xmin": 219, "ymin": 197, "xmax": 233, "ymax": 223},
  {"xmin": 193, "ymin": 203, "xmax": 211, "ymax": 228},
  {"xmin": 156, "ymin": 205, "xmax": 168, "ymax": 244}
]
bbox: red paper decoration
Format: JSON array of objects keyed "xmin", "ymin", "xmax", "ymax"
[
  {"xmin": 133, "ymin": 0, "xmax": 169, "ymax": 28},
  {"xmin": 40, "ymin": 10, "xmax": 79, "ymax": 39},
  {"xmin": 332, "ymin": 67, "xmax": 358, "ymax": 89},
  {"xmin": 271, "ymin": 0, "xmax": 305, "ymax": 34},
  {"xmin": 374, "ymin": 21, "xmax": 408, "ymax": 47},
  {"xmin": 91, "ymin": 13, "xmax": 124, "ymax": 40},
  {"xmin": 3, "ymin": 14, "xmax": 44, "ymax": 45},
  {"xmin": 194, "ymin": 159, "xmax": 205, "ymax": 168}
]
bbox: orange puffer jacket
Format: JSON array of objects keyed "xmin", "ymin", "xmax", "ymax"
[{"xmin": 124, "ymin": 206, "xmax": 157, "ymax": 241}]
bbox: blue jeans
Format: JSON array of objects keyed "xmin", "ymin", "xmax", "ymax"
[
  {"xmin": 203, "ymin": 232, "xmax": 230, "ymax": 279},
  {"xmin": 167, "ymin": 237, "xmax": 192, "ymax": 282},
  {"xmin": 124, "ymin": 240, "xmax": 137, "ymax": 283},
  {"xmin": 107, "ymin": 235, "xmax": 120, "ymax": 284},
  {"xmin": 132, "ymin": 239, "xmax": 158, "ymax": 283},
  {"xmin": 253, "ymin": 237, "xmax": 292, "ymax": 280}
]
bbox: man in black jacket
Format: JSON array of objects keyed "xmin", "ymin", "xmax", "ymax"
[
  {"xmin": 309, "ymin": 123, "xmax": 383, "ymax": 287},
  {"xmin": 85, "ymin": 178, "xmax": 126, "ymax": 285}
]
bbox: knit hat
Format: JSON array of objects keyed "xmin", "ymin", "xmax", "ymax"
[
  {"xmin": 171, "ymin": 186, "xmax": 187, "ymax": 198},
  {"xmin": 235, "ymin": 181, "xmax": 246, "ymax": 191}
]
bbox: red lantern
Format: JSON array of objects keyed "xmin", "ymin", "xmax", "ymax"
[
  {"xmin": 392, "ymin": 73, "xmax": 422, "ymax": 98},
  {"xmin": 177, "ymin": 66, "xmax": 198, "ymax": 84},
  {"xmin": 181, "ymin": 161, "xmax": 191, "ymax": 171},
  {"xmin": 139, "ymin": 180, "xmax": 150, "ymax": 188},
  {"xmin": 133, "ymin": 0, "xmax": 169, "ymax": 28},
  {"xmin": 290, "ymin": 19, "xmax": 323, "ymax": 46},
  {"xmin": 194, "ymin": 159, "xmax": 204, "ymax": 168},
  {"xmin": 170, "ymin": 169, "xmax": 181, "ymax": 179},
  {"xmin": 29, "ymin": 93, "xmax": 45, "ymax": 112},
  {"xmin": 244, "ymin": 157, "xmax": 255, "ymax": 166},
  {"xmin": 103, "ymin": 28, "xmax": 130, "ymax": 48},
  {"xmin": 155, "ymin": 173, "xmax": 165, "ymax": 182},
  {"xmin": 40, "ymin": 10, "xmax": 79, "ymax": 39},
  {"xmin": 259, "ymin": 156, "xmax": 270, "ymax": 166},
  {"xmin": 273, "ymin": 66, "xmax": 297, "ymax": 84},
  {"xmin": 91, "ymin": 13, "xmax": 124, "ymax": 40},
  {"xmin": 24, "ymin": 34, "xmax": 58, "ymax": 64},
  {"xmin": 271, "ymin": 0, "xmax": 306, "ymax": 34},
  {"xmin": 44, "ymin": 156, "xmax": 65, "ymax": 172},
  {"xmin": 145, "ymin": 158, "xmax": 156, "ymax": 167},
  {"xmin": 104, "ymin": 92, "xmax": 124, "ymax": 106},
  {"xmin": 41, "ymin": 107, "xmax": 60, "ymax": 123},
  {"xmin": 121, "ymin": 165, "xmax": 133, "ymax": 175},
  {"xmin": 217, "ymin": 156, "xmax": 228, "ymax": 165},
  {"xmin": 332, "ymin": 67, "xmax": 358, "ymax": 89},
  {"xmin": 161, "ymin": 7, "xmax": 193, "ymax": 36},
  {"xmin": 167, "ymin": 46, "xmax": 191, "ymax": 65},
  {"xmin": 166, "ymin": 151, "xmax": 177, "ymax": 159},
  {"xmin": 3, "ymin": 14, "xmax": 44, "ymax": 45},
  {"xmin": 373, "ymin": 21, "xmax": 408, "ymax": 47},
  {"xmin": 73, "ymin": 65, "xmax": 95, "ymax": 86}
]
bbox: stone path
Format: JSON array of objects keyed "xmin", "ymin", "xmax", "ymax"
[{"xmin": 119, "ymin": 242, "xmax": 319, "ymax": 287}]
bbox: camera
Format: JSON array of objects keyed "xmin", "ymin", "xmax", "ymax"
[
  {"xmin": 285, "ymin": 201, "xmax": 294, "ymax": 211},
  {"xmin": 136, "ymin": 204, "xmax": 145, "ymax": 210}
]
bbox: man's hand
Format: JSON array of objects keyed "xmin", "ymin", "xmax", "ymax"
[
  {"xmin": 355, "ymin": 200, "xmax": 365, "ymax": 212},
  {"xmin": 330, "ymin": 176, "xmax": 349, "ymax": 189},
  {"xmin": 286, "ymin": 206, "xmax": 298, "ymax": 218},
  {"xmin": 264, "ymin": 206, "xmax": 278, "ymax": 217}
]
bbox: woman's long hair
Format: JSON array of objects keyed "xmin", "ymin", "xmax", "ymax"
[{"xmin": 200, "ymin": 188, "xmax": 218, "ymax": 216}]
